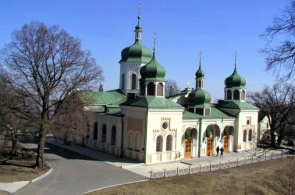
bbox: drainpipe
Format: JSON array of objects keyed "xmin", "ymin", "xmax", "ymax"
[
  {"xmin": 198, "ymin": 118, "xmax": 202, "ymax": 158},
  {"xmin": 120, "ymin": 116, "xmax": 124, "ymax": 158},
  {"xmin": 144, "ymin": 109, "xmax": 148, "ymax": 163}
]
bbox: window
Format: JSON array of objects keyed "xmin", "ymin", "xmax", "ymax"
[
  {"xmin": 156, "ymin": 135, "xmax": 163, "ymax": 152},
  {"xmin": 166, "ymin": 135, "xmax": 172, "ymax": 151},
  {"xmin": 102, "ymin": 124, "xmax": 106, "ymax": 143},
  {"xmin": 121, "ymin": 74, "xmax": 125, "ymax": 90},
  {"xmin": 227, "ymin": 90, "xmax": 232, "ymax": 100},
  {"xmin": 162, "ymin": 122, "xmax": 168, "ymax": 130},
  {"xmin": 243, "ymin": 129, "xmax": 247, "ymax": 142},
  {"xmin": 111, "ymin": 126, "xmax": 116, "ymax": 145},
  {"xmin": 128, "ymin": 132, "xmax": 134, "ymax": 150},
  {"xmin": 147, "ymin": 82, "xmax": 155, "ymax": 95},
  {"xmin": 135, "ymin": 134, "xmax": 141, "ymax": 151},
  {"xmin": 131, "ymin": 74, "xmax": 136, "ymax": 89},
  {"xmin": 157, "ymin": 83, "xmax": 163, "ymax": 96},
  {"xmin": 93, "ymin": 122, "xmax": 98, "ymax": 140},
  {"xmin": 248, "ymin": 129, "xmax": 252, "ymax": 141},
  {"xmin": 198, "ymin": 80, "xmax": 202, "ymax": 88},
  {"xmin": 234, "ymin": 90, "xmax": 240, "ymax": 100}
]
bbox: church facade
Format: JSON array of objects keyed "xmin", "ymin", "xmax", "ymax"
[{"xmin": 78, "ymin": 13, "xmax": 259, "ymax": 164}]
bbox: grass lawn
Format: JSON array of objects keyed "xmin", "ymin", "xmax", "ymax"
[
  {"xmin": 87, "ymin": 157, "xmax": 295, "ymax": 195},
  {"xmin": 0, "ymin": 139, "xmax": 49, "ymax": 183}
]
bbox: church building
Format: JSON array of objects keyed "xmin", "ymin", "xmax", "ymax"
[{"xmin": 78, "ymin": 10, "xmax": 259, "ymax": 164}]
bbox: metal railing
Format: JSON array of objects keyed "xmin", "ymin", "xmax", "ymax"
[{"xmin": 149, "ymin": 151, "xmax": 292, "ymax": 179}]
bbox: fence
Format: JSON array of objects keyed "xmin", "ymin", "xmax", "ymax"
[{"xmin": 149, "ymin": 151, "xmax": 292, "ymax": 179}]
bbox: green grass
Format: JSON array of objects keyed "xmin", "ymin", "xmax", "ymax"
[{"xmin": 87, "ymin": 157, "xmax": 295, "ymax": 195}]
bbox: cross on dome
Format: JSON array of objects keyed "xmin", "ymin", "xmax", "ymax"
[
  {"xmin": 153, "ymin": 32, "xmax": 157, "ymax": 53},
  {"xmin": 137, "ymin": 3, "xmax": 142, "ymax": 17},
  {"xmin": 235, "ymin": 51, "xmax": 238, "ymax": 67},
  {"xmin": 199, "ymin": 52, "xmax": 202, "ymax": 67}
]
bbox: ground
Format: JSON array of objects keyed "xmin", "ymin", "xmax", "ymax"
[
  {"xmin": 87, "ymin": 157, "xmax": 295, "ymax": 195},
  {"xmin": 0, "ymin": 139, "xmax": 49, "ymax": 194}
]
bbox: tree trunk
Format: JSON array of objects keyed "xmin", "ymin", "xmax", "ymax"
[
  {"xmin": 270, "ymin": 129, "xmax": 276, "ymax": 147},
  {"xmin": 277, "ymin": 135, "xmax": 283, "ymax": 147},
  {"xmin": 35, "ymin": 127, "xmax": 47, "ymax": 168},
  {"xmin": 11, "ymin": 137, "xmax": 18, "ymax": 156}
]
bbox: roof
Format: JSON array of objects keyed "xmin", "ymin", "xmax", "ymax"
[
  {"xmin": 119, "ymin": 40, "xmax": 152, "ymax": 64},
  {"xmin": 216, "ymin": 100, "xmax": 259, "ymax": 110},
  {"xmin": 183, "ymin": 107, "xmax": 235, "ymax": 120},
  {"xmin": 225, "ymin": 67, "xmax": 246, "ymax": 88},
  {"xmin": 80, "ymin": 89, "xmax": 126, "ymax": 105},
  {"xmin": 140, "ymin": 53, "xmax": 166, "ymax": 82},
  {"xmin": 188, "ymin": 88, "xmax": 211, "ymax": 105},
  {"xmin": 121, "ymin": 96, "xmax": 183, "ymax": 109}
]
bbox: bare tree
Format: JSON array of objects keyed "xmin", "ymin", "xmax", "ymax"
[
  {"xmin": 1, "ymin": 22, "xmax": 104, "ymax": 168},
  {"xmin": 165, "ymin": 79, "xmax": 180, "ymax": 96},
  {"xmin": 260, "ymin": 1, "xmax": 295, "ymax": 81},
  {"xmin": 53, "ymin": 92, "xmax": 96, "ymax": 145},
  {"xmin": 247, "ymin": 83, "xmax": 295, "ymax": 147}
]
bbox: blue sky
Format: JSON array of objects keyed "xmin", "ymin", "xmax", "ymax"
[{"xmin": 0, "ymin": 0, "xmax": 291, "ymax": 101}]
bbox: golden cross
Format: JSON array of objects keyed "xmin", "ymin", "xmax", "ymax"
[
  {"xmin": 137, "ymin": 3, "xmax": 142, "ymax": 16},
  {"xmin": 235, "ymin": 51, "xmax": 238, "ymax": 67},
  {"xmin": 153, "ymin": 32, "xmax": 157, "ymax": 53},
  {"xmin": 199, "ymin": 52, "xmax": 202, "ymax": 66}
]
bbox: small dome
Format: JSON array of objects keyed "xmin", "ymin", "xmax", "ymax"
[
  {"xmin": 225, "ymin": 67, "xmax": 246, "ymax": 88},
  {"xmin": 140, "ymin": 54, "xmax": 166, "ymax": 81},
  {"xmin": 188, "ymin": 88, "xmax": 211, "ymax": 105},
  {"xmin": 195, "ymin": 66, "xmax": 205, "ymax": 78},
  {"xmin": 119, "ymin": 40, "xmax": 152, "ymax": 64}
]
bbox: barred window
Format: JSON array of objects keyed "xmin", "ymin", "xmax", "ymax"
[
  {"xmin": 156, "ymin": 135, "xmax": 163, "ymax": 152},
  {"xmin": 166, "ymin": 135, "xmax": 172, "ymax": 151}
]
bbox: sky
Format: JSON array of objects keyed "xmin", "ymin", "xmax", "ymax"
[{"xmin": 0, "ymin": 0, "xmax": 291, "ymax": 101}]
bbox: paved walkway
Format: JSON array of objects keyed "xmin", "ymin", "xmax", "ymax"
[{"xmin": 0, "ymin": 138, "xmax": 289, "ymax": 194}]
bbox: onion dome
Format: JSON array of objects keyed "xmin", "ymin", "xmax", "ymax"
[
  {"xmin": 195, "ymin": 65, "xmax": 205, "ymax": 78},
  {"xmin": 188, "ymin": 88, "xmax": 211, "ymax": 105},
  {"xmin": 119, "ymin": 40, "xmax": 152, "ymax": 63},
  {"xmin": 225, "ymin": 66, "xmax": 246, "ymax": 88},
  {"xmin": 119, "ymin": 15, "xmax": 152, "ymax": 64},
  {"xmin": 140, "ymin": 53, "xmax": 166, "ymax": 82}
]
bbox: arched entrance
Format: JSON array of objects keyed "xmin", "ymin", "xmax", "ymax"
[
  {"xmin": 205, "ymin": 125, "xmax": 220, "ymax": 156},
  {"xmin": 184, "ymin": 128, "xmax": 198, "ymax": 159},
  {"xmin": 222, "ymin": 126, "xmax": 234, "ymax": 153}
]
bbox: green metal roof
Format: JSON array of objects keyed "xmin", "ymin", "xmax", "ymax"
[
  {"xmin": 225, "ymin": 67, "xmax": 246, "ymax": 88},
  {"xmin": 80, "ymin": 90, "xmax": 126, "ymax": 105},
  {"xmin": 140, "ymin": 54, "xmax": 166, "ymax": 82},
  {"xmin": 121, "ymin": 96, "xmax": 183, "ymax": 109},
  {"xmin": 216, "ymin": 100, "xmax": 259, "ymax": 110},
  {"xmin": 188, "ymin": 88, "xmax": 211, "ymax": 105},
  {"xmin": 183, "ymin": 107, "xmax": 235, "ymax": 120},
  {"xmin": 119, "ymin": 40, "xmax": 152, "ymax": 64},
  {"xmin": 195, "ymin": 64, "xmax": 205, "ymax": 78}
]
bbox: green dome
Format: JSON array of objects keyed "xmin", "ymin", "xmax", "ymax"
[
  {"xmin": 140, "ymin": 54, "xmax": 166, "ymax": 81},
  {"xmin": 188, "ymin": 88, "xmax": 211, "ymax": 105},
  {"xmin": 119, "ymin": 40, "xmax": 152, "ymax": 63},
  {"xmin": 225, "ymin": 67, "xmax": 246, "ymax": 88},
  {"xmin": 195, "ymin": 66, "xmax": 205, "ymax": 78}
]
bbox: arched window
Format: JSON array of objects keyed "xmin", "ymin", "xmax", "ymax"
[
  {"xmin": 234, "ymin": 90, "xmax": 240, "ymax": 100},
  {"xmin": 147, "ymin": 82, "xmax": 155, "ymax": 95},
  {"xmin": 243, "ymin": 129, "xmax": 247, "ymax": 142},
  {"xmin": 166, "ymin": 135, "xmax": 172, "ymax": 151},
  {"xmin": 248, "ymin": 129, "xmax": 252, "ymax": 141},
  {"xmin": 198, "ymin": 80, "xmax": 202, "ymax": 88},
  {"xmin": 241, "ymin": 90, "xmax": 245, "ymax": 100},
  {"xmin": 102, "ymin": 124, "xmax": 106, "ymax": 143},
  {"xmin": 156, "ymin": 135, "xmax": 163, "ymax": 152},
  {"xmin": 111, "ymin": 126, "xmax": 116, "ymax": 145},
  {"xmin": 157, "ymin": 83, "xmax": 163, "ymax": 96},
  {"xmin": 121, "ymin": 74, "xmax": 125, "ymax": 90},
  {"xmin": 135, "ymin": 134, "xmax": 141, "ymax": 151},
  {"xmin": 131, "ymin": 74, "xmax": 136, "ymax": 89},
  {"xmin": 93, "ymin": 122, "xmax": 98, "ymax": 140},
  {"xmin": 227, "ymin": 90, "xmax": 232, "ymax": 100},
  {"xmin": 128, "ymin": 132, "xmax": 134, "ymax": 149}
]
